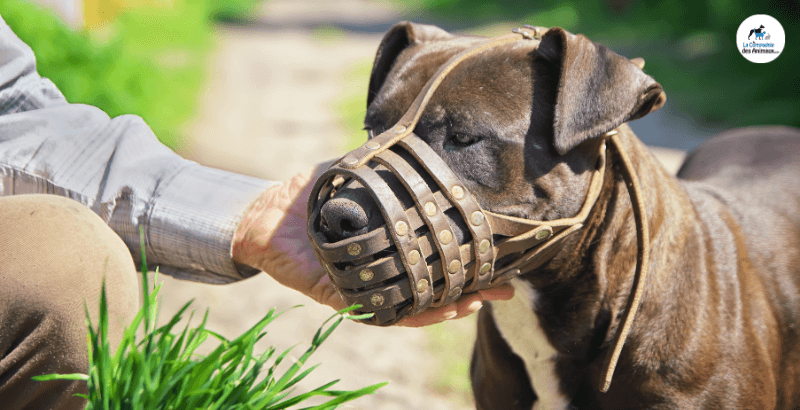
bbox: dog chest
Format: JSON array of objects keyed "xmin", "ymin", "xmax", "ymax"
[{"xmin": 490, "ymin": 278, "xmax": 571, "ymax": 410}]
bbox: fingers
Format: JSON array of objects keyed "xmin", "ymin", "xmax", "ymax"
[
  {"xmin": 313, "ymin": 275, "xmax": 349, "ymax": 311},
  {"xmin": 396, "ymin": 293, "xmax": 480, "ymax": 327},
  {"xmin": 478, "ymin": 283, "xmax": 515, "ymax": 301},
  {"xmin": 322, "ymin": 295, "xmax": 348, "ymax": 312},
  {"xmin": 396, "ymin": 284, "xmax": 516, "ymax": 327},
  {"xmin": 396, "ymin": 283, "xmax": 517, "ymax": 328}
]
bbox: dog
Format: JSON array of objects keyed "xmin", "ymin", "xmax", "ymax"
[
  {"xmin": 320, "ymin": 22, "xmax": 800, "ymax": 408},
  {"xmin": 749, "ymin": 25, "xmax": 766, "ymax": 40}
]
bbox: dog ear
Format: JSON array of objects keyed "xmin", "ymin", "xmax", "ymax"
[
  {"xmin": 536, "ymin": 28, "xmax": 667, "ymax": 155},
  {"xmin": 367, "ymin": 21, "xmax": 452, "ymax": 106}
]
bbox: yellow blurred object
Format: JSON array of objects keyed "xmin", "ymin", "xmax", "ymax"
[{"xmin": 84, "ymin": 0, "xmax": 173, "ymax": 29}]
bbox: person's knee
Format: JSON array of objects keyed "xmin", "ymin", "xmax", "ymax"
[
  {"xmin": 0, "ymin": 195, "xmax": 140, "ymax": 409},
  {"xmin": 0, "ymin": 194, "xmax": 139, "ymax": 348}
]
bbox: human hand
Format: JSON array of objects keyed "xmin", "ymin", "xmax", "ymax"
[
  {"xmin": 232, "ymin": 162, "xmax": 515, "ymax": 326},
  {"xmin": 232, "ymin": 162, "xmax": 345, "ymax": 310},
  {"xmin": 396, "ymin": 283, "xmax": 514, "ymax": 327}
]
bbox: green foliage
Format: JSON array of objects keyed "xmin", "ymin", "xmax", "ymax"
[
  {"xmin": 0, "ymin": 0, "xmax": 256, "ymax": 150},
  {"xmin": 334, "ymin": 59, "xmax": 374, "ymax": 151},
  {"xmin": 209, "ymin": 0, "xmax": 262, "ymax": 21},
  {"xmin": 33, "ymin": 227, "xmax": 385, "ymax": 409},
  {"xmin": 311, "ymin": 24, "xmax": 347, "ymax": 44},
  {"xmin": 398, "ymin": 0, "xmax": 800, "ymax": 129}
]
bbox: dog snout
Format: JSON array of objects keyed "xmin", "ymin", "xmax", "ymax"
[{"xmin": 319, "ymin": 185, "xmax": 378, "ymax": 242}]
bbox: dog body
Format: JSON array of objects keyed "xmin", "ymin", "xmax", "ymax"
[
  {"xmin": 334, "ymin": 22, "xmax": 800, "ymax": 408},
  {"xmin": 475, "ymin": 123, "xmax": 800, "ymax": 409}
]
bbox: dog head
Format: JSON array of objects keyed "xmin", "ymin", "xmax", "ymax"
[
  {"xmin": 365, "ymin": 22, "xmax": 664, "ymax": 220},
  {"xmin": 308, "ymin": 22, "xmax": 665, "ymax": 324}
]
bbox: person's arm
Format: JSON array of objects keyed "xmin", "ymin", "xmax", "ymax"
[{"xmin": 0, "ymin": 15, "xmax": 276, "ymax": 283}]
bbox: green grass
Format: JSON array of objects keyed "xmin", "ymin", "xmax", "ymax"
[{"xmin": 33, "ymin": 227, "xmax": 386, "ymax": 409}]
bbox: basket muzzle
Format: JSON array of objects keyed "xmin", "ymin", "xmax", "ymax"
[{"xmin": 306, "ymin": 26, "xmax": 607, "ymax": 326}]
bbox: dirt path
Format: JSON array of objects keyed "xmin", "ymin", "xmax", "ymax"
[{"xmin": 153, "ymin": 1, "xmax": 687, "ymax": 408}]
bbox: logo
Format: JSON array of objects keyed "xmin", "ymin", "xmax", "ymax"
[{"xmin": 737, "ymin": 14, "xmax": 785, "ymax": 63}]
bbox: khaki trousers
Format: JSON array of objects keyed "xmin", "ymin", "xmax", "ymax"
[{"xmin": 0, "ymin": 195, "xmax": 139, "ymax": 410}]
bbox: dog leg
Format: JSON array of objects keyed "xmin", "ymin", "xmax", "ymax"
[{"xmin": 471, "ymin": 303, "xmax": 536, "ymax": 410}]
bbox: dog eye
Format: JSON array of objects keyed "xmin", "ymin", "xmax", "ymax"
[{"xmin": 450, "ymin": 133, "xmax": 479, "ymax": 147}]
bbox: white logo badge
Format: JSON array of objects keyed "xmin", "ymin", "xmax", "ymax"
[{"xmin": 737, "ymin": 14, "xmax": 785, "ymax": 63}]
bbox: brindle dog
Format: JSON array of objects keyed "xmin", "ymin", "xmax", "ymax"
[{"xmin": 321, "ymin": 22, "xmax": 800, "ymax": 409}]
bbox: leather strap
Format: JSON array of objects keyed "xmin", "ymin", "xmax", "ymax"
[
  {"xmin": 599, "ymin": 130, "xmax": 650, "ymax": 393},
  {"xmin": 396, "ymin": 135, "xmax": 496, "ymax": 294},
  {"xmin": 374, "ymin": 148, "xmax": 467, "ymax": 306}
]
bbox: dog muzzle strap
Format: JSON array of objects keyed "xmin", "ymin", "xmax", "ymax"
[{"xmin": 306, "ymin": 26, "xmax": 650, "ymax": 394}]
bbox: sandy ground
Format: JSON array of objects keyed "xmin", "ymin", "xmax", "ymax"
[{"xmin": 151, "ymin": 1, "xmax": 688, "ymax": 408}]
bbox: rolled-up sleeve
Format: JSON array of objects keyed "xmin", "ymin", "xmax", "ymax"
[{"xmin": 0, "ymin": 15, "xmax": 278, "ymax": 283}]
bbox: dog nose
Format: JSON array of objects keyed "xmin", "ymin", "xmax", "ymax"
[{"xmin": 320, "ymin": 197, "xmax": 371, "ymax": 242}]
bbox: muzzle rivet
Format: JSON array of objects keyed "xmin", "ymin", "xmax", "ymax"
[
  {"xmin": 439, "ymin": 230, "xmax": 453, "ymax": 245},
  {"xmin": 451, "ymin": 185, "xmax": 465, "ymax": 200},
  {"xmin": 512, "ymin": 27, "xmax": 534, "ymax": 40},
  {"xmin": 448, "ymin": 260, "xmax": 461, "ymax": 274},
  {"xmin": 347, "ymin": 243, "xmax": 362, "ymax": 256},
  {"xmin": 478, "ymin": 239, "xmax": 490, "ymax": 254},
  {"xmin": 535, "ymin": 229, "xmax": 551, "ymax": 240},
  {"xmin": 448, "ymin": 287, "xmax": 462, "ymax": 298},
  {"xmin": 365, "ymin": 141, "xmax": 380, "ymax": 150},
  {"xmin": 393, "ymin": 125, "xmax": 407, "ymax": 133},
  {"xmin": 342, "ymin": 156, "xmax": 358, "ymax": 166},
  {"xmin": 395, "ymin": 221, "xmax": 409, "ymax": 236},
  {"xmin": 359, "ymin": 269, "xmax": 374, "ymax": 282},
  {"xmin": 424, "ymin": 201, "xmax": 437, "ymax": 216},
  {"xmin": 470, "ymin": 211, "xmax": 484, "ymax": 226},
  {"xmin": 408, "ymin": 250, "xmax": 421, "ymax": 265},
  {"xmin": 417, "ymin": 279, "xmax": 429, "ymax": 293},
  {"xmin": 370, "ymin": 293, "xmax": 385, "ymax": 307},
  {"xmin": 479, "ymin": 262, "xmax": 492, "ymax": 275}
]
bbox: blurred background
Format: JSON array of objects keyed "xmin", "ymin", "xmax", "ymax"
[{"xmin": 2, "ymin": 0, "xmax": 797, "ymax": 408}]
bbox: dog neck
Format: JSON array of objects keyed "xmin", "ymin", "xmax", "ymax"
[{"xmin": 513, "ymin": 123, "xmax": 701, "ymax": 396}]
